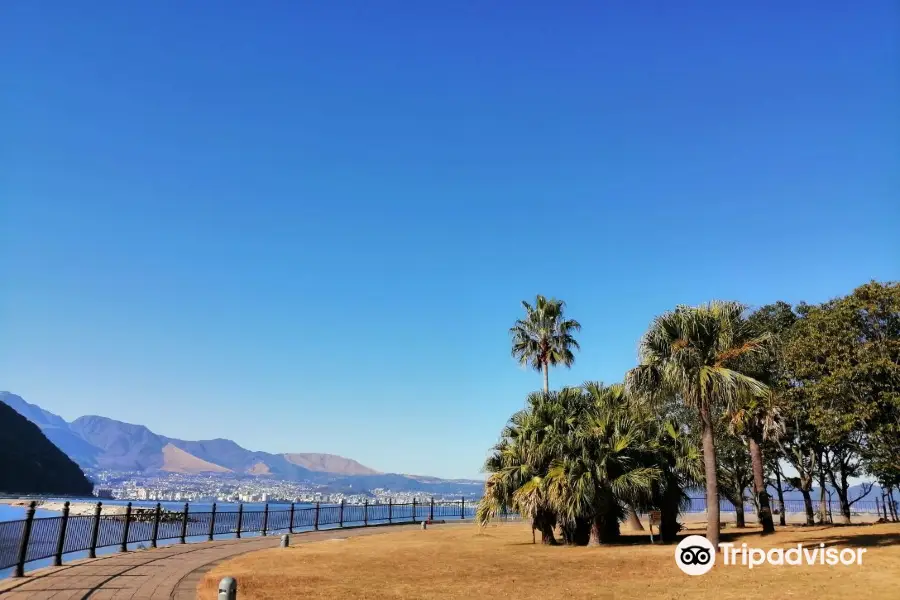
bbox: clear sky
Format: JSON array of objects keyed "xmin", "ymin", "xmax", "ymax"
[{"xmin": 2, "ymin": 2, "xmax": 898, "ymax": 480}]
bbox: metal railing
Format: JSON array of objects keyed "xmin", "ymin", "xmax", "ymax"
[
  {"xmin": 1, "ymin": 497, "xmax": 484, "ymax": 577},
  {"xmin": 680, "ymin": 497, "xmax": 888, "ymax": 516}
]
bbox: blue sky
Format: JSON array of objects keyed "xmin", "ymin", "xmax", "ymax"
[{"xmin": 2, "ymin": 2, "xmax": 897, "ymax": 479}]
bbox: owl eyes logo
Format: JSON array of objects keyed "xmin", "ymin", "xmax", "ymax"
[
  {"xmin": 680, "ymin": 545, "xmax": 712, "ymax": 565},
  {"xmin": 675, "ymin": 535, "xmax": 716, "ymax": 575}
]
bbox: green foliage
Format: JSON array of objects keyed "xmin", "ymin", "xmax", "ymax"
[
  {"xmin": 784, "ymin": 281, "xmax": 900, "ymax": 488},
  {"xmin": 510, "ymin": 295, "xmax": 581, "ymax": 391},
  {"xmin": 478, "ymin": 384, "xmax": 700, "ymax": 544}
]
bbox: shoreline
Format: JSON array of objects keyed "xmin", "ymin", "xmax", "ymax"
[{"xmin": 0, "ymin": 497, "xmax": 128, "ymax": 516}]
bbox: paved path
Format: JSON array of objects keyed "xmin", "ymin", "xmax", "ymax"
[{"xmin": 0, "ymin": 523, "xmax": 427, "ymax": 600}]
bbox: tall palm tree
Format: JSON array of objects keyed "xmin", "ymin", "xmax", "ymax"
[
  {"xmin": 510, "ymin": 295, "xmax": 581, "ymax": 392},
  {"xmin": 625, "ymin": 301, "xmax": 770, "ymax": 548}
]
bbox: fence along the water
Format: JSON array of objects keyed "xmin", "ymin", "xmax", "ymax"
[
  {"xmin": 2, "ymin": 494, "xmax": 892, "ymax": 578},
  {"xmin": 1, "ymin": 497, "xmax": 482, "ymax": 577}
]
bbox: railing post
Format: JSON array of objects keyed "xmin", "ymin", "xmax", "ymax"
[
  {"xmin": 412, "ymin": 498, "xmax": 417, "ymax": 523},
  {"xmin": 364, "ymin": 499, "xmax": 368, "ymax": 526},
  {"xmin": 289, "ymin": 502, "xmax": 295, "ymax": 534},
  {"xmin": 180, "ymin": 503, "xmax": 189, "ymax": 544},
  {"xmin": 236, "ymin": 504, "xmax": 243, "ymax": 539},
  {"xmin": 151, "ymin": 503, "xmax": 161, "ymax": 548},
  {"xmin": 120, "ymin": 502, "xmax": 132, "ymax": 553},
  {"xmin": 88, "ymin": 502, "xmax": 102, "ymax": 559},
  {"xmin": 262, "ymin": 503, "xmax": 269, "ymax": 536},
  {"xmin": 314, "ymin": 502, "xmax": 320, "ymax": 531},
  {"xmin": 14, "ymin": 501, "xmax": 37, "ymax": 577},
  {"xmin": 54, "ymin": 501, "xmax": 70, "ymax": 567},
  {"xmin": 388, "ymin": 498, "xmax": 392, "ymax": 524},
  {"xmin": 208, "ymin": 503, "xmax": 217, "ymax": 542},
  {"xmin": 430, "ymin": 498, "xmax": 434, "ymax": 522},
  {"xmin": 339, "ymin": 500, "xmax": 344, "ymax": 527},
  {"xmin": 461, "ymin": 497, "xmax": 465, "ymax": 519}
]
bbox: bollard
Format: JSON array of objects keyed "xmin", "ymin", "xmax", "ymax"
[
  {"xmin": 280, "ymin": 534, "xmax": 290, "ymax": 548},
  {"xmin": 218, "ymin": 576, "xmax": 237, "ymax": 600},
  {"xmin": 421, "ymin": 521, "xmax": 427, "ymax": 530}
]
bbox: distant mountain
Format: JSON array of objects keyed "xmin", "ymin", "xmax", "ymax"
[
  {"xmin": 69, "ymin": 415, "xmax": 167, "ymax": 471},
  {"xmin": 0, "ymin": 392, "xmax": 102, "ymax": 466},
  {"xmin": 0, "ymin": 393, "xmax": 467, "ymax": 493},
  {"xmin": 283, "ymin": 452, "xmax": 379, "ymax": 475},
  {"xmin": 0, "ymin": 399, "xmax": 94, "ymax": 496}
]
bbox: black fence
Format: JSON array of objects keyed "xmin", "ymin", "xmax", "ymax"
[
  {"xmin": 680, "ymin": 497, "xmax": 887, "ymax": 516},
  {"xmin": 1, "ymin": 498, "xmax": 485, "ymax": 577}
]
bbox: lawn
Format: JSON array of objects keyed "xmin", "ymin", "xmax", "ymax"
[{"xmin": 198, "ymin": 521, "xmax": 900, "ymax": 599}]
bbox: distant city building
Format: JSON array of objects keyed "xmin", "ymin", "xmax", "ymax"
[{"xmin": 95, "ymin": 488, "xmax": 114, "ymax": 499}]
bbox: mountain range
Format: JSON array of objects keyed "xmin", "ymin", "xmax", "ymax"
[
  {"xmin": 0, "ymin": 392, "xmax": 483, "ymax": 494},
  {"xmin": 0, "ymin": 399, "xmax": 94, "ymax": 496}
]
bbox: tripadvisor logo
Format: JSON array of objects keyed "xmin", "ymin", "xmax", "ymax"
[
  {"xmin": 676, "ymin": 536, "xmax": 716, "ymax": 575},
  {"xmin": 675, "ymin": 535, "xmax": 866, "ymax": 575}
]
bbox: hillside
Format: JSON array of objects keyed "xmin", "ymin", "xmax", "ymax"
[
  {"xmin": 0, "ymin": 393, "xmax": 379, "ymax": 479},
  {"xmin": 283, "ymin": 453, "xmax": 380, "ymax": 475},
  {"xmin": 0, "ymin": 392, "xmax": 485, "ymax": 495},
  {"xmin": 161, "ymin": 443, "xmax": 233, "ymax": 473},
  {"xmin": 0, "ymin": 399, "xmax": 94, "ymax": 496}
]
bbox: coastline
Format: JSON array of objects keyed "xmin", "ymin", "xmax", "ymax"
[{"xmin": 0, "ymin": 497, "xmax": 127, "ymax": 516}]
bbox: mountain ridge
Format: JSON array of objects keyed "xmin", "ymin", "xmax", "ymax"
[
  {"xmin": 0, "ymin": 399, "xmax": 94, "ymax": 496},
  {"xmin": 0, "ymin": 392, "xmax": 380, "ymax": 478}
]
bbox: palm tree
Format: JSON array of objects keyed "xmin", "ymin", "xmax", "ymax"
[
  {"xmin": 510, "ymin": 295, "xmax": 581, "ymax": 392},
  {"xmin": 625, "ymin": 301, "xmax": 770, "ymax": 548},
  {"xmin": 478, "ymin": 384, "xmax": 674, "ymax": 546}
]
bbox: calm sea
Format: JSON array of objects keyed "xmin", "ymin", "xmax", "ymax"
[
  {"xmin": 0, "ymin": 499, "xmax": 308, "ymax": 522},
  {"xmin": 0, "ymin": 499, "xmax": 317, "ymax": 580}
]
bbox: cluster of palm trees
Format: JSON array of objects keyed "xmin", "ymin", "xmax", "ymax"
[{"xmin": 479, "ymin": 296, "xmax": 777, "ymax": 547}]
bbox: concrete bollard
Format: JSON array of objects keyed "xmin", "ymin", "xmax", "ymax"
[
  {"xmin": 421, "ymin": 521, "xmax": 427, "ymax": 530},
  {"xmin": 218, "ymin": 576, "xmax": 237, "ymax": 600},
  {"xmin": 280, "ymin": 534, "xmax": 290, "ymax": 548}
]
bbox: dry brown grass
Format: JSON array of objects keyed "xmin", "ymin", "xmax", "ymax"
[{"xmin": 198, "ymin": 521, "xmax": 900, "ymax": 599}]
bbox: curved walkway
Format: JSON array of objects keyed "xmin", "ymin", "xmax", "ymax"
[{"xmin": 0, "ymin": 523, "xmax": 426, "ymax": 600}]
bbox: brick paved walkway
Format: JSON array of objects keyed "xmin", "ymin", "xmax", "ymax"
[{"xmin": 0, "ymin": 523, "xmax": 426, "ymax": 599}]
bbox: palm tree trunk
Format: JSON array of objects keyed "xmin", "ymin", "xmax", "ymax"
[
  {"xmin": 748, "ymin": 435, "xmax": 775, "ymax": 534},
  {"xmin": 699, "ymin": 404, "xmax": 720, "ymax": 548},
  {"xmin": 542, "ymin": 361, "xmax": 549, "ymax": 393},
  {"xmin": 626, "ymin": 506, "xmax": 644, "ymax": 531},
  {"xmin": 588, "ymin": 517, "xmax": 602, "ymax": 546}
]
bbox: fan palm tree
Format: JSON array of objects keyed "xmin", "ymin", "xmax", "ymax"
[
  {"xmin": 510, "ymin": 295, "xmax": 581, "ymax": 392},
  {"xmin": 478, "ymin": 389, "xmax": 581, "ymax": 544},
  {"xmin": 625, "ymin": 301, "xmax": 770, "ymax": 547},
  {"xmin": 479, "ymin": 384, "xmax": 671, "ymax": 546}
]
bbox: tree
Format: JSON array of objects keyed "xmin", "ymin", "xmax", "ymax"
[
  {"xmin": 784, "ymin": 281, "xmax": 900, "ymax": 524},
  {"xmin": 626, "ymin": 301, "xmax": 770, "ymax": 548},
  {"xmin": 510, "ymin": 295, "xmax": 581, "ymax": 393},
  {"xmin": 477, "ymin": 383, "xmax": 697, "ymax": 546},
  {"xmin": 717, "ymin": 431, "xmax": 754, "ymax": 528},
  {"xmin": 746, "ymin": 301, "xmax": 817, "ymax": 526}
]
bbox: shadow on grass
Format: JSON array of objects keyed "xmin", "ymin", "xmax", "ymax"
[
  {"xmin": 796, "ymin": 532, "xmax": 900, "ymax": 548},
  {"xmin": 507, "ymin": 522, "xmax": 900, "ymax": 548}
]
